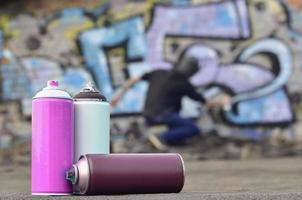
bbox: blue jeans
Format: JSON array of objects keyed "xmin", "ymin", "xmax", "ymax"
[{"xmin": 146, "ymin": 112, "xmax": 200, "ymax": 144}]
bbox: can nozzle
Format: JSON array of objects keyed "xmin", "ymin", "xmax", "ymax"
[
  {"xmin": 47, "ymin": 80, "xmax": 59, "ymax": 88},
  {"xmin": 74, "ymin": 82, "xmax": 107, "ymax": 101},
  {"xmin": 85, "ymin": 82, "xmax": 98, "ymax": 92},
  {"xmin": 66, "ymin": 167, "xmax": 77, "ymax": 184}
]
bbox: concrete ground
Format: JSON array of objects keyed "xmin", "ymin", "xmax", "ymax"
[{"xmin": 0, "ymin": 157, "xmax": 302, "ymax": 199}]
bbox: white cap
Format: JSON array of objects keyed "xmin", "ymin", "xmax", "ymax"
[{"xmin": 33, "ymin": 80, "xmax": 72, "ymax": 99}]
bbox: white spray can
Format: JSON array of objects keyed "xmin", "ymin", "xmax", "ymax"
[{"xmin": 73, "ymin": 83, "xmax": 110, "ymax": 162}]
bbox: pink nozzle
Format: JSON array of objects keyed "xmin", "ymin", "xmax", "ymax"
[{"xmin": 48, "ymin": 80, "xmax": 59, "ymax": 87}]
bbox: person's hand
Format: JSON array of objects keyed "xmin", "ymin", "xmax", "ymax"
[
  {"xmin": 221, "ymin": 95, "xmax": 232, "ymax": 106},
  {"xmin": 206, "ymin": 94, "xmax": 232, "ymax": 109},
  {"xmin": 220, "ymin": 95, "xmax": 232, "ymax": 111},
  {"xmin": 110, "ymin": 95, "xmax": 121, "ymax": 107},
  {"xmin": 206, "ymin": 100, "xmax": 219, "ymax": 108},
  {"xmin": 110, "ymin": 76, "xmax": 142, "ymax": 108}
]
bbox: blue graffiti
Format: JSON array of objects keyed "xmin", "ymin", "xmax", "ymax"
[
  {"xmin": 61, "ymin": 8, "xmax": 87, "ymax": 23},
  {"xmin": 1, "ymin": 54, "xmax": 93, "ymax": 100},
  {"xmin": 0, "ymin": 50, "xmax": 31, "ymax": 100},
  {"xmin": 79, "ymin": 0, "xmax": 251, "ymax": 114},
  {"xmin": 234, "ymin": 39, "xmax": 292, "ymax": 103},
  {"xmin": 225, "ymin": 89, "xmax": 293, "ymax": 124},
  {"xmin": 79, "ymin": 16, "xmax": 148, "ymax": 113},
  {"xmin": 60, "ymin": 68, "xmax": 94, "ymax": 95},
  {"xmin": 183, "ymin": 41, "xmax": 294, "ymax": 125},
  {"xmin": 76, "ymin": 0, "xmax": 293, "ymax": 125},
  {"xmin": 171, "ymin": 0, "xmax": 191, "ymax": 6},
  {"xmin": 91, "ymin": 3, "xmax": 110, "ymax": 18}
]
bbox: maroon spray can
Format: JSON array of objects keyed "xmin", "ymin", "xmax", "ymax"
[{"xmin": 66, "ymin": 154, "xmax": 185, "ymax": 195}]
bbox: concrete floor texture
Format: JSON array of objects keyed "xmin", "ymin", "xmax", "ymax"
[{"xmin": 0, "ymin": 157, "xmax": 302, "ymax": 199}]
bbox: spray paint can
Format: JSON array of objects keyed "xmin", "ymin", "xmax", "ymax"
[
  {"xmin": 32, "ymin": 80, "xmax": 73, "ymax": 195},
  {"xmin": 73, "ymin": 83, "xmax": 110, "ymax": 162},
  {"xmin": 66, "ymin": 153, "xmax": 185, "ymax": 195}
]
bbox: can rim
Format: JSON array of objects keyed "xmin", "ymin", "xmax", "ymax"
[
  {"xmin": 76, "ymin": 155, "xmax": 91, "ymax": 194},
  {"xmin": 177, "ymin": 153, "xmax": 186, "ymax": 190},
  {"xmin": 32, "ymin": 96, "xmax": 73, "ymax": 100},
  {"xmin": 33, "ymin": 80, "xmax": 72, "ymax": 99},
  {"xmin": 73, "ymin": 98, "xmax": 106, "ymax": 102},
  {"xmin": 31, "ymin": 192, "xmax": 72, "ymax": 195}
]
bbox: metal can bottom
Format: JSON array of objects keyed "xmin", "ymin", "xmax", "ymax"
[{"xmin": 32, "ymin": 192, "xmax": 72, "ymax": 196}]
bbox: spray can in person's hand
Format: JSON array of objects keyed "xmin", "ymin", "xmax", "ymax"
[
  {"xmin": 73, "ymin": 83, "xmax": 110, "ymax": 162},
  {"xmin": 32, "ymin": 80, "xmax": 74, "ymax": 195},
  {"xmin": 66, "ymin": 153, "xmax": 185, "ymax": 195}
]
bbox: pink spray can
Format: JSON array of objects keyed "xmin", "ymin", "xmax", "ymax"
[{"xmin": 31, "ymin": 80, "xmax": 73, "ymax": 195}]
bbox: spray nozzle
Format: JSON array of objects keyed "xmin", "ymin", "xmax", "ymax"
[
  {"xmin": 82, "ymin": 82, "xmax": 98, "ymax": 93},
  {"xmin": 47, "ymin": 80, "xmax": 59, "ymax": 88},
  {"xmin": 66, "ymin": 167, "xmax": 77, "ymax": 184}
]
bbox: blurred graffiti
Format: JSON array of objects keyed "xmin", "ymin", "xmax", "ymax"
[
  {"xmin": 1, "ymin": 0, "xmax": 302, "ymax": 150},
  {"xmin": 79, "ymin": 0, "xmax": 251, "ymax": 113},
  {"xmin": 146, "ymin": 1, "xmax": 250, "ymax": 68},
  {"xmin": 79, "ymin": 16, "xmax": 147, "ymax": 113},
  {"xmin": 183, "ymin": 38, "xmax": 294, "ymax": 126}
]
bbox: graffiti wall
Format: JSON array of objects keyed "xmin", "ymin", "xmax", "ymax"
[{"xmin": 1, "ymin": 0, "xmax": 302, "ymax": 148}]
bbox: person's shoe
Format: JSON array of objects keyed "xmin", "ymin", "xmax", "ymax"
[
  {"xmin": 148, "ymin": 134, "xmax": 168, "ymax": 152},
  {"xmin": 146, "ymin": 125, "xmax": 168, "ymax": 151}
]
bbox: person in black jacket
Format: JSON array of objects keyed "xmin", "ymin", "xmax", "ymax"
[{"xmin": 111, "ymin": 56, "xmax": 230, "ymax": 148}]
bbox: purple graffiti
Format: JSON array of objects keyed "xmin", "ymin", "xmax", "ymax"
[
  {"xmin": 183, "ymin": 40, "xmax": 294, "ymax": 125},
  {"xmin": 146, "ymin": 0, "xmax": 250, "ymax": 68}
]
